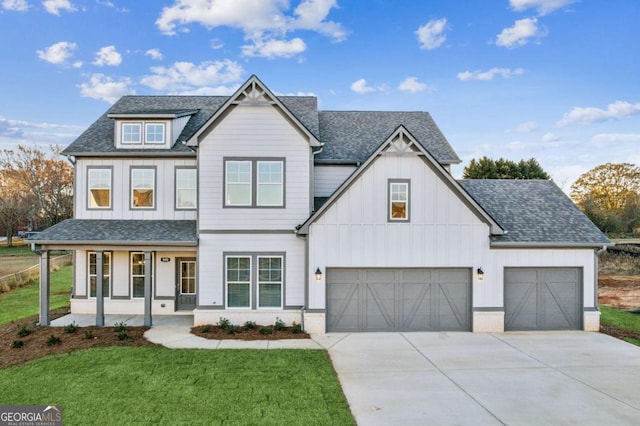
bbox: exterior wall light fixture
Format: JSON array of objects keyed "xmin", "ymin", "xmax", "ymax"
[
  {"xmin": 315, "ymin": 267, "xmax": 323, "ymax": 281},
  {"xmin": 476, "ymin": 267, "xmax": 484, "ymax": 281}
]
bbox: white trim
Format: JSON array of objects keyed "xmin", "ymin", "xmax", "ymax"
[
  {"xmin": 121, "ymin": 122, "xmax": 142, "ymax": 144},
  {"xmin": 257, "ymin": 255, "xmax": 283, "ymax": 309},
  {"xmin": 256, "ymin": 161, "xmax": 283, "ymax": 207},
  {"xmin": 225, "ymin": 160, "xmax": 252, "ymax": 207},
  {"xmin": 225, "ymin": 255, "xmax": 252, "ymax": 309},
  {"xmin": 144, "ymin": 122, "xmax": 166, "ymax": 144},
  {"xmin": 88, "ymin": 251, "xmax": 111, "ymax": 298}
]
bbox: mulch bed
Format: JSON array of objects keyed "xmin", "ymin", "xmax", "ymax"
[
  {"xmin": 600, "ymin": 324, "xmax": 640, "ymax": 341},
  {"xmin": 0, "ymin": 309, "xmax": 156, "ymax": 369},
  {"xmin": 192, "ymin": 324, "xmax": 310, "ymax": 340}
]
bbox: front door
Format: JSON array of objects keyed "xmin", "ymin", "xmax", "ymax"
[{"xmin": 176, "ymin": 258, "xmax": 196, "ymax": 311}]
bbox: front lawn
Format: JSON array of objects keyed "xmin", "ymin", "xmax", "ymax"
[
  {"xmin": 0, "ymin": 347, "xmax": 355, "ymax": 425},
  {"xmin": 600, "ymin": 305, "xmax": 640, "ymax": 346},
  {"xmin": 0, "ymin": 266, "xmax": 72, "ymax": 324}
]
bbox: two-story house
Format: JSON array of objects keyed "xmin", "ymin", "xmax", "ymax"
[{"xmin": 33, "ymin": 75, "xmax": 611, "ymax": 333}]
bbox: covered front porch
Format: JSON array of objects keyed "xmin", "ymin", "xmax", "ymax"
[{"xmin": 29, "ymin": 219, "xmax": 198, "ymax": 327}]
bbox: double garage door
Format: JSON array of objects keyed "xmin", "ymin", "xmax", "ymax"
[
  {"xmin": 504, "ymin": 268, "xmax": 583, "ymax": 331},
  {"xmin": 326, "ymin": 267, "xmax": 583, "ymax": 332},
  {"xmin": 327, "ymin": 268, "xmax": 471, "ymax": 332}
]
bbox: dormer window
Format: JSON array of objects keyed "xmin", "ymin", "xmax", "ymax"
[
  {"xmin": 145, "ymin": 123, "xmax": 165, "ymax": 144},
  {"xmin": 122, "ymin": 123, "xmax": 142, "ymax": 144}
]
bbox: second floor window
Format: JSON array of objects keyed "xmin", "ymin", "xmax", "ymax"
[
  {"xmin": 176, "ymin": 168, "xmax": 197, "ymax": 209},
  {"xmin": 131, "ymin": 168, "xmax": 155, "ymax": 209},
  {"xmin": 88, "ymin": 167, "xmax": 112, "ymax": 209},
  {"xmin": 224, "ymin": 159, "xmax": 284, "ymax": 207}
]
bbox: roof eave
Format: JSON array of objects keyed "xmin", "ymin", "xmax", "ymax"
[
  {"xmin": 31, "ymin": 239, "xmax": 197, "ymax": 246},
  {"xmin": 63, "ymin": 151, "xmax": 196, "ymax": 157},
  {"xmin": 490, "ymin": 241, "xmax": 614, "ymax": 249}
]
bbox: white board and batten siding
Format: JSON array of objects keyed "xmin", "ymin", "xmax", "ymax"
[
  {"xmin": 198, "ymin": 105, "xmax": 311, "ymax": 231},
  {"xmin": 314, "ymin": 165, "xmax": 357, "ymax": 197},
  {"xmin": 308, "ymin": 154, "xmax": 492, "ymax": 310},
  {"xmin": 75, "ymin": 157, "xmax": 197, "ymax": 220}
]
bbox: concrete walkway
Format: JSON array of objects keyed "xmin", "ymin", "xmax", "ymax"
[
  {"xmin": 51, "ymin": 313, "xmax": 323, "ymax": 350},
  {"xmin": 316, "ymin": 331, "xmax": 640, "ymax": 425}
]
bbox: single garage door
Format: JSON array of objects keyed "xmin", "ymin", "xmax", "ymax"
[
  {"xmin": 504, "ymin": 268, "xmax": 582, "ymax": 331},
  {"xmin": 326, "ymin": 268, "xmax": 471, "ymax": 332}
]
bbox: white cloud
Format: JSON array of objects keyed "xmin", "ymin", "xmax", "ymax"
[
  {"xmin": 506, "ymin": 141, "xmax": 526, "ymax": 150},
  {"xmin": 177, "ymin": 85, "xmax": 239, "ymax": 96},
  {"xmin": 557, "ymin": 101, "xmax": 640, "ymax": 126},
  {"xmin": 398, "ymin": 76, "xmax": 428, "ymax": 93},
  {"xmin": 78, "ymin": 73, "xmax": 134, "ymax": 103},
  {"xmin": 145, "ymin": 48, "xmax": 163, "ymax": 60},
  {"xmin": 509, "ymin": 121, "xmax": 538, "ymax": 133},
  {"xmin": 42, "ymin": 0, "xmax": 76, "ymax": 15},
  {"xmin": 156, "ymin": 0, "xmax": 347, "ymax": 60},
  {"xmin": 509, "ymin": 0, "xmax": 576, "ymax": 15},
  {"xmin": 591, "ymin": 133, "xmax": 640, "ymax": 144},
  {"xmin": 210, "ymin": 38, "xmax": 224, "ymax": 50},
  {"xmin": 416, "ymin": 18, "xmax": 447, "ymax": 50},
  {"xmin": 496, "ymin": 18, "xmax": 541, "ymax": 48},
  {"xmin": 140, "ymin": 59, "xmax": 243, "ymax": 93},
  {"xmin": 457, "ymin": 67, "xmax": 524, "ymax": 81},
  {"xmin": 96, "ymin": 0, "xmax": 128, "ymax": 12},
  {"xmin": 350, "ymin": 78, "xmax": 377, "ymax": 94},
  {"xmin": 92, "ymin": 45, "xmax": 122, "ymax": 67},
  {"xmin": 542, "ymin": 132, "xmax": 560, "ymax": 142},
  {"xmin": 36, "ymin": 41, "xmax": 77, "ymax": 65},
  {"xmin": 2, "ymin": 0, "xmax": 29, "ymax": 11},
  {"xmin": 241, "ymin": 37, "xmax": 306, "ymax": 58}
]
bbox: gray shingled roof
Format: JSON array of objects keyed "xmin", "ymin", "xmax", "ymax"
[
  {"xmin": 64, "ymin": 95, "xmax": 319, "ymax": 156},
  {"xmin": 29, "ymin": 219, "xmax": 197, "ymax": 245},
  {"xmin": 316, "ymin": 111, "xmax": 461, "ymax": 164},
  {"xmin": 459, "ymin": 179, "xmax": 611, "ymax": 246}
]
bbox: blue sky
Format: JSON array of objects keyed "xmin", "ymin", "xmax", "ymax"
[{"xmin": 1, "ymin": 0, "xmax": 639, "ymax": 190}]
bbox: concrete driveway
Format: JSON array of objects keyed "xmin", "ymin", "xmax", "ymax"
[{"xmin": 313, "ymin": 332, "xmax": 640, "ymax": 425}]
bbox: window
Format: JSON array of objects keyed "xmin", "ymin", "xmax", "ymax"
[
  {"xmin": 180, "ymin": 261, "xmax": 196, "ymax": 295},
  {"xmin": 257, "ymin": 162, "xmax": 283, "ymax": 206},
  {"xmin": 224, "ymin": 158, "xmax": 284, "ymax": 207},
  {"xmin": 131, "ymin": 168, "xmax": 155, "ymax": 209},
  {"xmin": 225, "ymin": 161, "xmax": 252, "ymax": 206},
  {"xmin": 176, "ymin": 168, "xmax": 197, "ymax": 209},
  {"xmin": 122, "ymin": 123, "xmax": 141, "ymax": 144},
  {"xmin": 145, "ymin": 123, "xmax": 165, "ymax": 144},
  {"xmin": 89, "ymin": 252, "xmax": 111, "ymax": 298},
  {"xmin": 225, "ymin": 254, "xmax": 284, "ymax": 309},
  {"xmin": 131, "ymin": 252, "xmax": 152, "ymax": 298},
  {"xmin": 226, "ymin": 256, "xmax": 251, "ymax": 308},
  {"xmin": 88, "ymin": 167, "xmax": 112, "ymax": 209},
  {"xmin": 389, "ymin": 180, "xmax": 410, "ymax": 221},
  {"xmin": 258, "ymin": 256, "xmax": 283, "ymax": 308}
]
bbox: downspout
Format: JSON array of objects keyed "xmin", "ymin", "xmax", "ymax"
[{"xmin": 594, "ymin": 245, "xmax": 608, "ymax": 310}]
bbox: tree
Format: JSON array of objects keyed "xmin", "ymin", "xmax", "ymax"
[
  {"xmin": 463, "ymin": 156, "xmax": 550, "ymax": 179},
  {"xmin": 0, "ymin": 145, "xmax": 73, "ymax": 235},
  {"xmin": 570, "ymin": 163, "xmax": 640, "ymax": 235},
  {"xmin": 0, "ymin": 170, "xmax": 35, "ymax": 247}
]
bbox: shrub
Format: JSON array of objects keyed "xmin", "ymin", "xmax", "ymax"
[
  {"xmin": 63, "ymin": 322, "xmax": 79, "ymax": 334},
  {"xmin": 217, "ymin": 317, "xmax": 231, "ymax": 331},
  {"xmin": 291, "ymin": 322, "xmax": 303, "ymax": 334},
  {"xmin": 201, "ymin": 324, "xmax": 213, "ymax": 333},
  {"xmin": 84, "ymin": 330, "xmax": 95, "ymax": 339},
  {"xmin": 117, "ymin": 330, "xmax": 131, "ymax": 341},
  {"xmin": 259, "ymin": 326, "xmax": 273, "ymax": 335},
  {"xmin": 243, "ymin": 321, "xmax": 256, "ymax": 331},
  {"xmin": 16, "ymin": 324, "xmax": 32, "ymax": 337},
  {"xmin": 226, "ymin": 325, "xmax": 242, "ymax": 335},
  {"xmin": 274, "ymin": 317, "xmax": 286, "ymax": 331},
  {"xmin": 11, "ymin": 340, "xmax": 24, "ymax": 349},
  {"xmin": 46, "ymin": 335, "xmax": 62, "ymax": 346},
  {"xmin": 113, "ymin": 322, "xmax": 127, "ymax": 333}
]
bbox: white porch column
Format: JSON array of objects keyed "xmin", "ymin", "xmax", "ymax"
[
  {"xmin": 144, "ymin": 251, "xmax": 152, "ymax": 326},
  {"xmin": 39, "ymin": 249, "xmax": 50, "ymax": 326},
  {"xmin": 95, "ymin": 250, "xmax": 105, "ymax": 326}
]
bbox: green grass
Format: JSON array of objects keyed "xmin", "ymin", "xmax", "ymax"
[
  {"xmin": 0, "ymin": 243, "xmax": 35, "ymax": 256},
  {"xmin": 0, "ymin": 266, "xmax": 72, "ymax": 324},
  {"xmin": 625, "ymin": 337, "xmax": 640, "ymax": 346},
  {"xmin": 600, "ymin": 306, "xmax": 640, "ymax": 333},
  {"xmin": 0, "ymin": 347, "xmax": 355, "ymax": 425}
]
